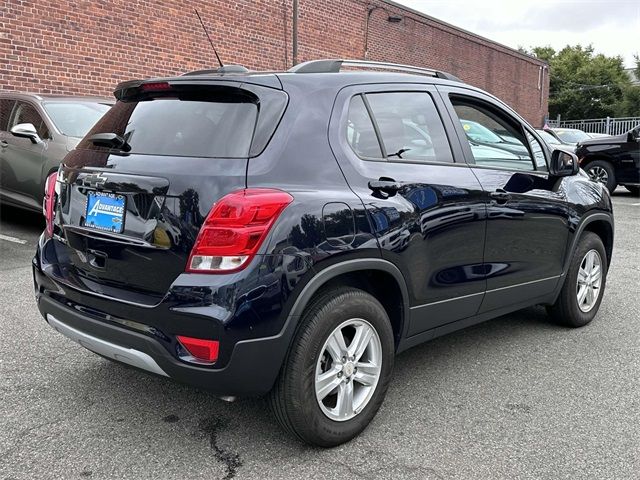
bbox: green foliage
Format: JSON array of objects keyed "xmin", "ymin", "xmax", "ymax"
[
  {"xmin": 618, "ymin": 85, "xmax": 640, "ymax": 116},
  {"xmin": 524, "ymin": 45, "xmax": 638, "ymax": 119}
]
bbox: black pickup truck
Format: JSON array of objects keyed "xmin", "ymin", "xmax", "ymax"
[{"xmin": 577, "ymin": 125, "xmax": 640, "ymax": 194}]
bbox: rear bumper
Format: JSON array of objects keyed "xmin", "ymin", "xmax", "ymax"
[
  {"xmin": 47, "ymin": 312, "xmax": 169, "ymax": 377},
  {"xmin": 37, "ymin": 292, "xmax": 287, "ymax": 396},
  {"xmin": 34, "ymin": 266, "xmax": 291, "ymax": 397}
]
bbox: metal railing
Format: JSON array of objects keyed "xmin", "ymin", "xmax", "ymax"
[{"xmin": 546, "ymin": 116, "xmax": 640, "ymax": 135}]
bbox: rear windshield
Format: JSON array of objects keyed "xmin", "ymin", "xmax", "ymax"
[
  {"xmin": 43, "ymin": 102, "xmax": 112, "ymax": 138},
  {"xmin": 78, "ymin": 90, "xmax": 259, "ymax": 158}
]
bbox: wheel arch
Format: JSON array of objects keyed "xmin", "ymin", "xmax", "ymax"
[
  {"xmin": 285, "ymin": 259, "xmax": 411, "ymax": 351},
  {"xmin": 580, "ymin": 154, "xmax": 611, "ymax": 166},
  {"xmin": 580, "ymin": 156, "xmax": 617, "ymax": 182},
  {"xmin": 565, "ymin": 213, "xmax": 614, "ymax": 273},
  {"xmin": 549, "ymin": 212, "xmax": 613, "ymax": 306}
]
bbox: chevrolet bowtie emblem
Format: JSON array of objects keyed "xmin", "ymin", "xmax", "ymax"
[{"xmin": 83, "ymin": 173, "xmax": 107, "ymax": 188}]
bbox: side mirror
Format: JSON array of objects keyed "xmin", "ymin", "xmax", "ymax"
[
  {"xmin": 549, "ymin": 149, "xmax": 579, "ymax": 177},
  {"xmin": 10, "ymin": 123, "xmax": 41, "ymax": 144},
  {"xmin": 628, "ymin": 126, "xmax": 640, "ymax": 142}
]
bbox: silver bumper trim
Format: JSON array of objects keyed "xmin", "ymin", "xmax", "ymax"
[{"xmin": 47, "ymin": 314, "xmax": 169, "ymax": 377}]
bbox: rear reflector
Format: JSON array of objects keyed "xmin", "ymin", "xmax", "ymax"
[
  {"xmin": 176, "ymin": 336, "xmax": 219, "ymax": 363},
  {"xmin": 43, "ymin": 172, "xmax": 58, "ymax": 238},
  {"xmin": 187, "ymin": 188, "xmax": 293, "ymax": 273}
]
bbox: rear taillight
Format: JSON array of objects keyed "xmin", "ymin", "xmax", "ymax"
[
  {"xmin": 43, "ymin": 172, "xmax": 58, "ymax": 238},
  {"xmin": 187, "ymin": 188, "xmax": 293, "ymax": 273}
]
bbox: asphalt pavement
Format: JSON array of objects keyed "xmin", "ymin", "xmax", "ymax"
[{"xmin": 1, "ymin": 190, "xmax": 639, "ymax": 480}]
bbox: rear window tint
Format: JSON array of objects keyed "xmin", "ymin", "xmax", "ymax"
[
  {"xmin": 346, "ymin": 95, "xmax": 383, "ymax": 158},
  {"xmin": 79, "ymin": 91, "xmax": 258, "ymax": 158},
  {"xmin": 366, "ymin": 92, "xmax": 453, "ymax": 163}
]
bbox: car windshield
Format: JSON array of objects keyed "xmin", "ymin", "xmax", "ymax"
[
  {"xmin": 536, "ymin": 130, "xmax": 559, "ymax": 145},
  {"xmin": 461, "ymin": 119, "xmax": 504, "ymax": 144},
  {"xmin": 43, "ymin": 102, "xmax": 112, "ymax": 138},
  {"xmin": 554, "ymin": 129, "xmax": 591, "ymax": 143}
]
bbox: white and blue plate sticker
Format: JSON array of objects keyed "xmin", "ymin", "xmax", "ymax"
[{"xmin": 85, "ymin": 191, "xmax": 126, "ymax": 233}]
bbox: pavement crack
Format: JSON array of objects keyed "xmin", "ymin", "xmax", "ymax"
[{"xmin": 199, "ymin": 417, "xmax": 242, "ymax": 479}]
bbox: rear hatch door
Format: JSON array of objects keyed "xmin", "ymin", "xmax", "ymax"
[{"xmin": 49, "ymin": 79, "xmax": 287, "ymax": 304}]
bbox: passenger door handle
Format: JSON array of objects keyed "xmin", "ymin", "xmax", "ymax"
[
  {"xmin": 368, "ymin": 178, "xmax": 401, "ymax": 196},
  {"xmin": 0, "ymin": 140, "xmax": 8, "ymax": 148},
  {"xmin": 489, "ymin": 189, "xmax": 510, "ymax": 203}
]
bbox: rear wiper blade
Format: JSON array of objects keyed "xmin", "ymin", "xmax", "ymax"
[
  {"xmin": 387, "ymin": 148, "xmax": 411, "ymax": 159},
  {"xmin": 89, "ymin": 133, "xmax": 131, "ymax": 152}
]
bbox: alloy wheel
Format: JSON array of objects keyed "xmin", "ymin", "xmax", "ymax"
[
  {"xmin": 587, "ymin": 166, "xmax": 608, "ymax": 185},
  {"xmin": 576, "ymin": 249, "xmax": 603, "ymax": 313},
  {"xmin": 314, "ymin": 318, "xmax": 382, "ymax": 422}
]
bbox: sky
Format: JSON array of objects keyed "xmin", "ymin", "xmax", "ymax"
[{"xmin": 396, "ymin": 0, "xmax": 639, "ymax": 68}]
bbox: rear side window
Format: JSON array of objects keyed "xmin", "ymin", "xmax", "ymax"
[
  {"xmin": 79, "ymin": 89, "xmax": 259, "ymax": 158},
  {"xmin": 0, "ymin": 99, "xmax": 15, "ymax": 131},
  {"xmin": 346, "ymin": 92, "xmax": 453, "ymax": 163}
]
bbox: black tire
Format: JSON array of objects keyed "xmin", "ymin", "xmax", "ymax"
[
  {"xmin": 584, "ymin": 160, "xmax": 617, "ymax": 193},
  {"xmin": 269, "ymin": 287, "xmax": 395, "ymax": 447},
  {"xmin": 624, "ymin": 185, "xmax": 639, "ymax": 196},
  {"xmin": 546, "ymin": 232, "xmax": 607, "ymax": 327}
]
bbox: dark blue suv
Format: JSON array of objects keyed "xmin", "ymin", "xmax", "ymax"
[{"xmin": 33, "ymin": 59, "xmax": 614, "ymax": 446}]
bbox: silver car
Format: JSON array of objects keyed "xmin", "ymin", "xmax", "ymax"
[{"xmin": 0, "ymin": 93, "xmax": 112, "ymax": 212}]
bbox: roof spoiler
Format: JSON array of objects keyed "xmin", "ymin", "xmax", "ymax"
[{"xmin": 182, "ymin": 65, "xmax": 250, "ymax": 76}]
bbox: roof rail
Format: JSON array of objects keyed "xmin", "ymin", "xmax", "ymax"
[{"xmin": 288, "ymin": 59, "xmax": 462, "ymax": 82}]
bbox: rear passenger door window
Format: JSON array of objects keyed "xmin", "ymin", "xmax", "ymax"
[
  {"xmin": 449, "ymin": 97, "xmax": 536, "ymax": 171},
  {"xmin": 9, "ymin": 102, "xmax": 50, "ymax": 139},
  {"xmin": 346, "ymin": 91, "xmax": 453, "ymax": 164}
]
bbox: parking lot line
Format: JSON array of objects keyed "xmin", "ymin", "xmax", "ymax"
[{"xmin": 0, "ymin": 233, "xmax": 28, "ymax": 244}]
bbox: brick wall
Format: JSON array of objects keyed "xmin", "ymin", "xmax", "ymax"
[{"xmin": 0, "ymin": 0, "xmax": 549, "ymax": 125}]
